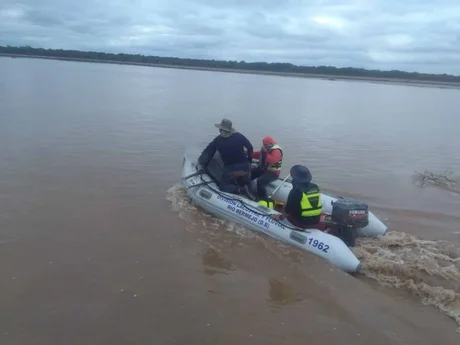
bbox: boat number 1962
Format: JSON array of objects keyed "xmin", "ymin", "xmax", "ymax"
[{"xmin": 308, "ymin": 238, "xmax": 330, "ymax": 253}]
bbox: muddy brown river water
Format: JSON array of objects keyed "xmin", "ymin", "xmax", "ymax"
[{"xmin": 1, "ymin": 57, "xmax": 459, "ymax": 344}]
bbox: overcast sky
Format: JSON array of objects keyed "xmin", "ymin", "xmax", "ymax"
[{"xmin": 1, "ymin": 0, "xmax": 460, "ymax": 74}]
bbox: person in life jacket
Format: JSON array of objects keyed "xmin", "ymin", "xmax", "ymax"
[
  {"xmin": 270, "ymin": 165, "xmax": 323, "ymax": 229},
  {"xmin": 251, "ymin": 136, "xmax": 283, "ymax": 200}
]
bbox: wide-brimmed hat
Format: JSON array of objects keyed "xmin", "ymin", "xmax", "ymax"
[
  {"xmin": 215, "ymin": 118, "xmax": 235, "ymax": 132},
  {"xmin": 290, "ymin": 165, "xmax": 312, "ymax": 184}
]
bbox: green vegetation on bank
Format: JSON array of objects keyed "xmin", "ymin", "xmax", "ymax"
[{"xmin": 1, "ymin": 45, "xmax": 459, "ymax": 83}]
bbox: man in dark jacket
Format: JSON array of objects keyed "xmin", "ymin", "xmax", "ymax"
[
  {"xmin": 198, "ymin": 118, "xmax": 255, "ymax": 200},
  {"xmin": 270, "ymin": 165, "xmax": 322, "ymax": 228}
]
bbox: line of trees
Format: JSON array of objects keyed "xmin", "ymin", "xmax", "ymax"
[{"xmin": 1, "ymin": 45, "xmax": 459, "ymax": 83}]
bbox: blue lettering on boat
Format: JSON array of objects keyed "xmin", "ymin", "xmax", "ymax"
[{"xmin": 222, "ymin": 202, "xmax": 285, "ymax": 230}]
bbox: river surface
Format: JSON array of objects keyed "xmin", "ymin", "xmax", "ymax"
[{"xmin": 0, "ymin": 57, "xmax": 459, "ymax": 345}]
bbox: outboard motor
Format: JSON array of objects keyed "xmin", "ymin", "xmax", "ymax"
[{"xmin": 322, "ymin": 198, "xmax": 369, "ymax": 247}]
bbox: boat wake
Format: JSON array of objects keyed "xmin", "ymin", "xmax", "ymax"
[
  {"xmin": 166, "ymin": 183, "xmax": 257, "ymax": 241},
  {"xmin": 166, "ymin": 183, "xmax": 460, "ymax": 330},
  {"xmin": 353, "ymin": 233, "xmax": 460, "ymax": 330}
]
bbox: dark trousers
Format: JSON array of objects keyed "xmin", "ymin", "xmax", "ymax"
[
  {"xmin": 220, "ymin": 162, "xmax": 251, "ymax": 194},
  {"xmin": 250, "ymin": 167, "xmax": 278, "ymax": 199}
]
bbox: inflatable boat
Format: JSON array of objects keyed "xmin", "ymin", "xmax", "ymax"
[{"xmin": 180, "ymin": 148, "xmax": 388, "ymax": 273}]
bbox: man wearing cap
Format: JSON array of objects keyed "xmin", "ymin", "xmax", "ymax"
[
  {"xmin": 197, "ymin": 118, "xmax": 255, "ymax": 200},
  {"xmin": 270, "ymin": 165, "xmax": 323, "ymax": 228},
  {"xmin": 251, "ymin": 136, "xmax": 283, "ymax": 200}
]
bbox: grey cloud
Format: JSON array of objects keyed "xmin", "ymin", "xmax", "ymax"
[
  {"xmin": 67, "ymin": 24, "xmax": 96, "ymax": 35},
  {"xmin": 1, "ymin": 0, "xmax": 460, "ymax": 74},
  {"xmin": 23, "ymin": 9, "xmax": 63, "ymax": 27}
]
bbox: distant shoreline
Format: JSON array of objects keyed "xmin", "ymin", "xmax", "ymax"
[{"xmin": 2, "ymin": 53, "xmax": 460, "ymax": 89}]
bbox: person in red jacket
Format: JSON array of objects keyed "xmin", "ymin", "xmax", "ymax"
[{"xmin": 251, "ymin": 136, "xmax": 283, "ymax": 200}]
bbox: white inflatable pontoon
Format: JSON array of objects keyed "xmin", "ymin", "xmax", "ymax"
[{"xmin": 180, "ymin": 148, "xmax": 387, "ymax": 273}]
